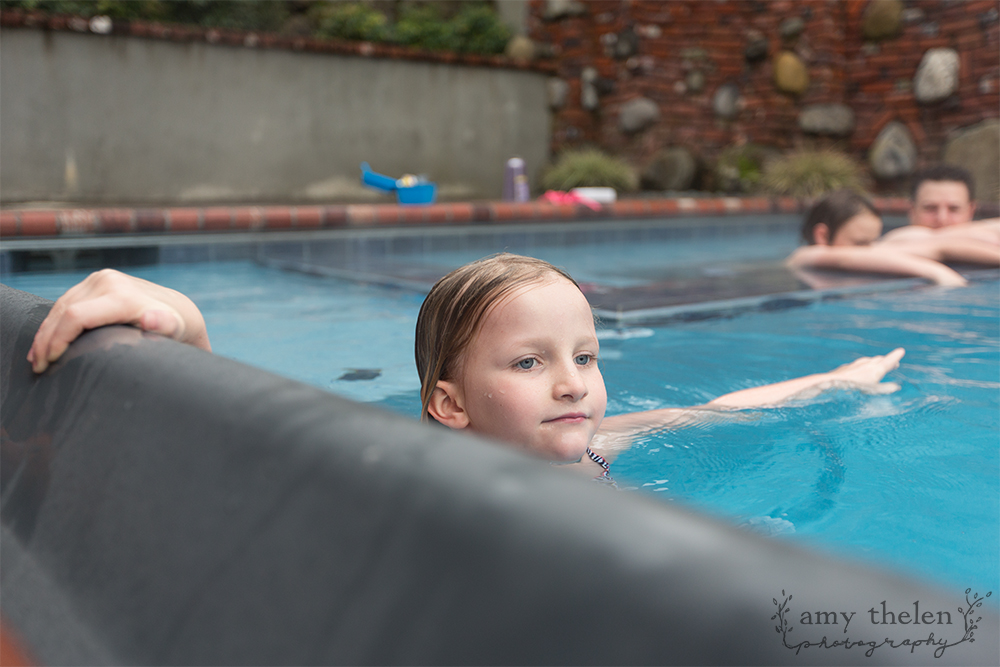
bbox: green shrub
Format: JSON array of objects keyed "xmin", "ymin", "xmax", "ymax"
[
  {"xmin": 2, "ymin": 0, "xmax": 293, "ymax": 31},
  {"xmin": 541, "ymin": 149, "xmax": 638, "ymax": 193},
  {"xmin": 394, "ymin": 4, "xmax": 461, "ymax": 52},
  {"xmin": 314, "ymin": 2, "xmax": 390, "ymax": 42},
  {"xmin": 759, "ymin": 149, "xmax": 871, "ymax": 198},
  {"xmin": 451, "ymin": 3, "xmax": 509, "ymax": 54},
  {"xmin": 0, "ymin": 0, "xmax": 170, "ymax": 20},
  {"xmin": 714, "ymin": 144, "xmax": 778, "ymax": 193},
  {"xmin": 2, "ymin": 1, "xmax": 511, "ymax": 56},
  {"xmin": 184, "ymin": 1, "xmax": 291, "ymax": 33},
  {"xmin": 392, "ymin": 2, "xmax": 509, "ymax": 54}
]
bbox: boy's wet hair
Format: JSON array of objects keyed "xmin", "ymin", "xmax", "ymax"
[
  {"xmin": 910, "ymin": 164, "xmax": 975, "ymax": 201},
  {"xmin": 415, "ymin": 253, "xmax": 579, "ymax": 422},
  {"xmin": 801, "ymin": 190, "xmax": 878, "ymax": 245}
]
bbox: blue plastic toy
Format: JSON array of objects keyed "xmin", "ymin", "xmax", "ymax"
[{"xmin": 360, "ymin": 162, "xmax": 437, "ymax": 206}]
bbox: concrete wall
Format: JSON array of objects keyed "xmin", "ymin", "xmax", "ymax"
[{"xmin": 0, "ymin": 29, "xmax": 550, "ymax": 205}]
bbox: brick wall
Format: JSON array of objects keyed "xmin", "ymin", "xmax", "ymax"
[{"xmin": 530, "ymin": 0, "xmax": 999, "ymax": 194}]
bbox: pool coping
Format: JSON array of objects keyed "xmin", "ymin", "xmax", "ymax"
[{"xmin": 0, "ymin": 196, "xmax": 916, "ymax": 243}]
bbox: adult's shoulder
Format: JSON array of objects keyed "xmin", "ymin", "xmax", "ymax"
[{"xmin": 878, "ymin": 225, "xmax": 932, "ymax": 244}]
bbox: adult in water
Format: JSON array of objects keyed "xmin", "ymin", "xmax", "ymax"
[
  {"xmin": 880, "ymin": 164, "xmax": 1000, "ymax": 245},
  {"xmin": 787, "ymin": 190, "xmax": 999, "ymax": 287}
]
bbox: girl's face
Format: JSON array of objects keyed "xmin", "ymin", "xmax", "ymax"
[
  {"xmin": 446, "ymin": 276, "xmax": 607, "ymax": 462},
  {"xmin": 830, "ymin": 210, "xmax": 882, "ymax": 246}
]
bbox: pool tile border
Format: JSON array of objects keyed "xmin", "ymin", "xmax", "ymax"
[{"xmin": 0, "ymin": 196, "xmax": 925, "ymax": 240}]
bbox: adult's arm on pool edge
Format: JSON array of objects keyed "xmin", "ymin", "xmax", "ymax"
[
  {"xmin": 877, "ymin": 236, "xmax": 1000, "ymax": 267},
  {"xmin": 880, "ymin": 219, "xmax": 1000, "ymax": 245},
  {"xmin": 594, "ymin": 348, "xmax": 906, "ymax": 456},
  {"xmin": 786, "ymin": 245, "xmax": 967, "ymax": 286},
  {"xmin": 28, "ymin": 269, "xmax": 212, "ymax": 374}
]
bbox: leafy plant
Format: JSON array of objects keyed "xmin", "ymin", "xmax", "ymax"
[
  {"xmin": 1, "ymin": 1, "xmax": 511, "ymax": 55},
  {"xmin": 394, "ymin": 4, "xmax": 460, "ymax": 52},
  {"xmin": 451, "ymin": 3, "xmax": 509, "ymax": 54},
  {"xmin": 0, "ymin": 0, "xmax": 170, "ymax": 20},
  {"xmin": 392, "ymin": 2, "xmax": 509, "ymax": 54},
  {"xmin": 714, "ymin": 143, "xmax": 778, "ymax": 193},
  {"xmin": 759, "ymin": 149, "xmax": 871, "ymax": 198},
  {"xmin": 541, "ymin": 149, "xmax": 638, "ymax": 193},
  {"xmin": 314, "ymin": 2, "xmax": 390, "ymax": 42}
]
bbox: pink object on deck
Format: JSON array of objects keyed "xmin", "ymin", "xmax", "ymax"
[{"xmin": 539, "ymin": 190, "xmax": 602, "ymax": 211}]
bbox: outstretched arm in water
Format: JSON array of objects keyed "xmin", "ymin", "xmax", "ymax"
[{"xmin": 594, "ymin": 348, "xmax": 906, "ymax": 458}]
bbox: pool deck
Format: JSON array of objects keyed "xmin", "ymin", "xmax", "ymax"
[{"xmin": 0, "ymin": 195, "xmax": 918, "ymax": 240}]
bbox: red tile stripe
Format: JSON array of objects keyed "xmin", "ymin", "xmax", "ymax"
[{"xmin": 0, "ymin": 196, "xmax": 940, "ymax": 239}]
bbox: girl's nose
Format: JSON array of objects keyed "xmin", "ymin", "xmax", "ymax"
[{"xmin": 554, "ymin": 363, "xmax": 588, "ymax": 401}]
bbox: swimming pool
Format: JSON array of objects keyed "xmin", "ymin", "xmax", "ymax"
[{"xmin": 3, "ymin": 222, "xmax": 997, "ymax": 599}]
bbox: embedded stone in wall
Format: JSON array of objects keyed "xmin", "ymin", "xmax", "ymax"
[
  {"xmin": 548, "ymin": 78, "xmax": 569, "ymax": 110},
  {"xmin": 913, "ymin": 48, "xmax": 960, "ymax": 104},
  {"xmin": 744, "ymin": 31, "xmax": 769, "ymax": 62},
  {"xmin": 713, "ymin": 83, "xmax": 741, "ymax": 120},
  {"xmin": 774, "ymin": 51, "xmax": 809, "ymax": 95},
  {"xmin": 581, "ymin": 67, "xmax": 599, "ymax": 110},
  {"xmin": 779, "ymin": 17, "xmax": 805, "ymax": 41},
  {"xmin": 618, "ymin": 97, "xmax": 659, "ymax": 134},
  {"xmin": 686, "ymin": 70, "xmax": 705, "ymax": 93},
  {"xmin": 544, "ymin": 0, "xmax": 586, "ymax": 20},
  {"xmin": 798, "ymin": 104, "xmax": 855, "ymax": 137},
  {"xmin": 944, "ymin": 119, "xmax": 1000, "ymax": 201},
  {"xmin": 862, "ymin": 0, "xmax": 903, "ymax": 41},
  {"xmin": 869, "ymin": 121, "xmax": 917, "ymax": 179},
  {"xmin": 535, "ymin": 42, "xmax": 557, "ymax": 59},
  {"xmin": 981, "ymin": 7, "xmax": 999, "ymax": 29},
  {"xmin": 641, "ymin": 147, "xmax": 697, "ymax": 191},
  {"xmin": 614, "ymin": 27, "xmax": 639, "ymax": 60},
  {"xmin": 505, "ymin": 36, "xmax": 535, "ymax": 62}
]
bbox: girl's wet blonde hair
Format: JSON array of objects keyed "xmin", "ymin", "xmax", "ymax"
[{"xmin": 415, "ymin": 253, "xmax": 579, "ymax": 422}]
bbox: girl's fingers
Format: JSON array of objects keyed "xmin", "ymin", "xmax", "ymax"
[
  {"xmin": 32, "ymin": 294, "xmax": 139, "ymax": 373},
  {"xmin": 138, "ymin": 309, "xmax": 185, "ymax": 339},
  {"xmin": 860, "ymin": 381, "xmax": 901, "ymax": 395},
  {"xmin": 884, "ymin": 347, "xmax": 905, "ymax": 367},
  {"xmin": 27, "ymin": 269, "xmax": 209, "ymax": 374}
]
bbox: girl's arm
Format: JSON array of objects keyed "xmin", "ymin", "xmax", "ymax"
[
  {"xmin": 28, "ymin": 269, "xmax": 211, "ymax": 373},
  {"xmin": 594, "ymin": 348, "xmax": 905, "ymax": 458},
  {"xmin": 786, "ymin": 245, "xmax": 967, "ymax": 286},
  {"xmin": 703, "ymin": 347, "xmax": 905, "ymax": 408}
]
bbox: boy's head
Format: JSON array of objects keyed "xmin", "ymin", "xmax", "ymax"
[
  {"xmin": 415, "ymin": 253, "xmax": 606, "ymax": 462},
  {"xmin": 909, "ymin": 165, "xmax": 976, "ymax": 229},
  {"xmin": 802, "ymin": 190, "xmax": 882, "ymax": 247}
]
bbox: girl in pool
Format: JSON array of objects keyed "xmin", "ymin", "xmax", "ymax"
[
  {"xmin": 29, "ymin": 257, "xmax": 905, "ymax": 480},
  {"xmin": 787, "ymin": 190, "xmax": 999, "ymax": 287}
]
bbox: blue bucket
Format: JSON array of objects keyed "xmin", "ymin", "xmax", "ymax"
[{"xmin": 396, "ymin": 183, "xmax": 436, "ymax": 205}]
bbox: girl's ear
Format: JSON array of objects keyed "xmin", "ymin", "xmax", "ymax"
[
  {"xmin": 426, "ymin": 381, "xmax": 469, "ymax": 429},
  {"xmin": 813, "ymin": 223, "xmax": 831, "ymax": 246}
]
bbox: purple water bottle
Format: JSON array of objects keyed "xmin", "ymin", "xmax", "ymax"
[{"xmin": 503, "ymin": 157, "xmax": 530, "ymax": 202}]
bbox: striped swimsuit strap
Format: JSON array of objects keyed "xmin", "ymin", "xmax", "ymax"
[{"xmin": 585, "ymin": 447, "xmax": 610, "ymax": 473}]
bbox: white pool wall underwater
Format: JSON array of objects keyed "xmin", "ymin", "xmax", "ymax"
[{"xmin": 1, "ymin": 285, "xmax": 997, "ymax": 666}]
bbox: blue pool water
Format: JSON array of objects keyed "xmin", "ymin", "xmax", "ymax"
[{"xmin": 4, "ymin": 258, "xmax": 998, "ymax": 599}]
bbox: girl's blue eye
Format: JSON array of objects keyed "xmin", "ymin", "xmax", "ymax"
[
  {"xmin": 575, "ymin": 354, "xmax": 592, "ymax": 365},
  {"xmin": 517, "ymin": 358, "xmax": 536, "ymax": 370}
]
